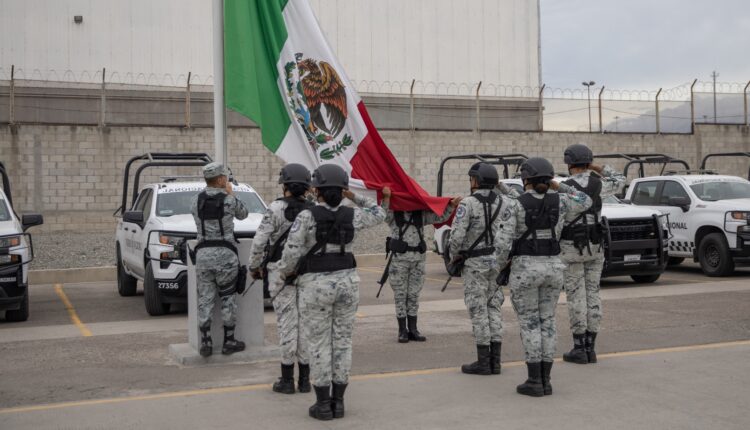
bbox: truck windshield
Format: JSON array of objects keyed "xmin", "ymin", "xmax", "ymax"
[
  {"xmin": 0, "ymin": 198, "xmax": 10, "ymax": 221},
  {"xmin": 690, "ymin": 181, "xmax": 750, "ymax": 201},
  {"xmin": 156, "ymin": 191, "xmax": 265, "ymax": 217}
]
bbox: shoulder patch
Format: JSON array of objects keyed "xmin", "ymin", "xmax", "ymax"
[
  {"xmin": 455, "ymin": 205, "xmax": 466, "ymax": 220},
  {"xmin": 501, "ymin": 207, "xmax": 512, "ymax": 221},
  {"xmin": 290, "ymin": 218, "xmax": 301, "ymax": 234}
]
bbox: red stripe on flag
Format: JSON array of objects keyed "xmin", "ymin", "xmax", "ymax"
[{"xmin": 350, "ymin": 102, "xmax": 451, "ymax": 215}]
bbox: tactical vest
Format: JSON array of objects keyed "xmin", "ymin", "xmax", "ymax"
[
  {"xmin": 387, "ymin": 211, "xmax": 427, "ymax": 254},
  {"xmin": 298, "ymin": 205, "xmax": 357, "ymax": 274},
  {"xmin": 512, "ymin": 193, "xmax": 561, "ymax": 257},
  {"xmin": 560, "ymin": 175, "xmax": 603, "ymax": 253},
  {"xmin": 460, "ymin": 192, "xmax": 502, "ymax": 259},
  {"xmin": 194, "ymin": 191, "xmax": 237, "ymax": 255},
  {"xmin": 265, "ymin": 197, "xmax": 315, "ymax": 264}
]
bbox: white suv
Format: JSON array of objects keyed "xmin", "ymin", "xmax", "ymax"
[{"xmin": 0, "ymin": 162, "xmax": 44, "ymax": 322}]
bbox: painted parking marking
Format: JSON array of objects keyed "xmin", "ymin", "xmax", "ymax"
[{"xmin": 54, "ymin": 283, "xmax": 92, "ymax": 337}]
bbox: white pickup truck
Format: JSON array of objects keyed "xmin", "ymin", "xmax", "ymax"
[
  {"xmin": 432, "ymin": 154, "xmax": 669, "ymax": 283},
  {"xmin": 114, "ymin": 154, "xmax": 266, "ymax": 316},
  {"xmin": 0, "ymin": 162, "xmax": 44, "ymax": 322}
]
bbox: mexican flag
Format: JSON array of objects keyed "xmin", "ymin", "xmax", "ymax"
[{"xmin": 224, "ymin": 0, "xmax": 449, "ymax": 214}]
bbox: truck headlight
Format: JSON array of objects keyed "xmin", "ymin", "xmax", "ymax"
[
  {"xmin": 158, "ymin": 234, "xmax": 183, "ymax": 260},
  {"xmin": 0, "ymin": 236, "xmax": 21, "ymax": 248},
  {"xmin": 0, "ymin": 254, "xmax": 21, "ymax": 265},
  {"xmin": 729, "ymin": 211, "xmax": 750, "ymax": 221}
]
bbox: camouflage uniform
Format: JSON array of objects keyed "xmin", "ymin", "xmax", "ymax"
[
  {"xmin": 249, "ymin": 199, "xmax": 308, "ymax": 366},
  {"xmin": 561, "ymin": 166, "xmax": 625, "ymax": 335},
  {"xmin": 449, "ymin": 189, "xmax": 511, "ymax": 346},
  {"xmin": 495, "ymin": 184, "xmax": 592, "ymax": 362},
  {"xmin": 277, "ymin": 194, "xmax": 385, "ymax": 386},
  {"xmin": 382, "ymin": 204, "xmax": 454, "ymax": 318},
  {"xmin": 190, "ymin": 187, "xmax": 249, "ymax": 328}
]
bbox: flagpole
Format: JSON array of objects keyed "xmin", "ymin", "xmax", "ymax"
[{"xmin": 212, "ymin": 0, "xmax": 227, "ymax": 164}]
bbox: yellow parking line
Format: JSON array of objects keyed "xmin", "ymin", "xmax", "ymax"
[
  {"xmin": 1, "ymin": 339, "xmax": 748, "ymax": 415},
  {"xmin": 54, "ymin": 284, "xmax": 92, "ymax": 337}
]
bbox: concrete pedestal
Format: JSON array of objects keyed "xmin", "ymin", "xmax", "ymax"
[{"xmin": 169, "ymin": 239, "xmax": 278, "ymax": 365}]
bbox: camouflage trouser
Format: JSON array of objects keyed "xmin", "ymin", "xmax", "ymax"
[
  {"xmin": 462, "ymin": 257, "xmax": 504, "ymax": 345},
  {"xmin": 561, "ymin": 242, "xmax": 604, "ymax": 335},
  {"xmin": 509, "ymin": 255, "xmax": 565, "ymax": 363},
  {"xmin": 298, "ymin": 269, "xmax": 359, "ymax": 386},
  {"xmin": 196, "ymin": 249, "xmax": 238, "ymax": 328},
  {"xmin": 268, "ymin": 266, "xmax": 308, "ymax": 365},
  {"xmin": 388, "ymin": 254, "xmax": 425, "ymax": 318}
]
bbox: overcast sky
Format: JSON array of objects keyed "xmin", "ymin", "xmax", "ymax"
[{"xmin": 540, "ymin": 0, "xmax": 750, "ymax": 91}]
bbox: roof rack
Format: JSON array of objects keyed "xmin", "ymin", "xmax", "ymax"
[
  {"xmin": 117, "ymin": 153, "xmax": 212, "ymax": 216},
  {"xmin": 0, "ymin": 161, "xmax": 11, "ymax": 208},
  {"xmin": 699, "ymin": 152, "xmax": 750, "ymax": 181},
  {"xmin": 160, "ymin": 175, "xmax": 206, "ymax": 183},
  {"xmin": 593, "ymin": 153, "xmax": 691, "ymax": 178},
  {"xmin": 436, "ymin": 154, "xmax": 529, "ymax": 196},
  {"xmin": 664, "ymin": 169, "xmax": 718, "ymax": 176}
]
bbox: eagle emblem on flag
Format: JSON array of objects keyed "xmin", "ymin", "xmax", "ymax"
[{"xmin": 285, "ymin": 53, "xmax": 353, "ymax": 160}]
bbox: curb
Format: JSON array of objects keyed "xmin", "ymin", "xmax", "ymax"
[{"xmin": 29, "ymin": 253, "xmax": 445, "ymax": 284}]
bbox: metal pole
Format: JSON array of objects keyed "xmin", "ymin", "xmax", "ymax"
[
  {"xmin": 185, "ymin": 71, "xmax": 192, "ymax": 128},
  {"xmin": 690, "ymin": 79, "xmax": 698, "ymax": 132},
  {"xmin": 409, "ymin": 79, "xmax": 415, "ymax": 133},
  {"xmin": 475, "ymin": 81, "xmax": 482, "ymax": 133},
  {"xmin": 599, "ymin": 85, "xmax": 604, "ymax": 133},
  {"xmin": 711, "ymin": 71, "xmax": 718, "ymax": 123},
  {"xmin": 212, "ymin": 0, "xmax": 227, "ymax": 164},
  {"xmin": 743, "ymin": 80, "xmax": 750, "ymax": 127},
  {"xmin": 655, "ymin": 88, "xmax": 662, "ymax": 134},
  {"xmin": 9, "ymin": 65, "xmax": 14, "ymax": 125},
  {"xmin": 538, "ymin": 84, "xmax": 545, "ymax": 132},
  {"xmin": 587, "ymin": 86, "xmax": 592, "ymax": 132},
  {"xmin": 100, "ymin": 68, "xmax": 106, "ymax": 127}
]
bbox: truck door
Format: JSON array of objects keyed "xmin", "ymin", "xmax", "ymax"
[
  {"xmin": 122, "ymin": 188, "xmax": 152, "ymax": 276},
  {"xmin": 656, "ymin": 180, "xmax": 693, "ymax": 257}
]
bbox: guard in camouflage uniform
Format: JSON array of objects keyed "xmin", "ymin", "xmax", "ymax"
[
  {"xmin": 495, "ymin": 157, "xmax": 592, "ymax": 397},
  {"xmin": 559, "ymin": 144, "xmax": 626, "ymax": 365},
  {"xmin": 382, "ymin": 196, "xmax": 460, "ymax": 343},
  {"xmin": 191, "ymin": 162, "xmax": 249, "ymax": 357},
  {"xmin": 249, "ymin": 163, "xmax": 314, "ymax": 394},
  {"xmin": 449, "ymin": 163, "xmax": 511, "ymax": 376},
  {"xmin": 277, "ymin": 164, "xmax": 388, "ymax": 421}
]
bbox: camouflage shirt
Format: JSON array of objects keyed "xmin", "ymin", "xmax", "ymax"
[
  {"xmin": 448, "ymin": 189, "xmax": 512, "ymax": 261},
  {"xmin": 563, "ymin": 165, "xmax": 626, "ymax": 225},
  {"xmin": 190, "ymin": 187, "xmax": 249, "ymax": 242},
  {"xmin": 248, "ymin": 198, "xmax": 296, "ymax": 270},
  {"xmin": 382, "ymin": 201, "xmax": 455, "ymax": 261}
]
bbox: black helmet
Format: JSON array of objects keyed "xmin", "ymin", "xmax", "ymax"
[
  {"xmin": 520, "ymin": 157, "xmax": 555, "ymax": 180},
  {"xmin": 468, "ymin": 162, "xmax": 499, "ymax": 187},
  {"xmin": 278, "ymin": 163, "xmax": 312, "ymax": 186},
  {"xmin": 564, "ymin": 144, "xmax": 593, "ymax": 165},
  {"xmin": 312, "ymin": 164, "xmax": 349, "ymax": 189}
]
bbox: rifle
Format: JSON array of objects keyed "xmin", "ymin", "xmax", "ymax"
[{"xmin": 376, "ymin": 252, "xmax": 394, "ymax": 298}]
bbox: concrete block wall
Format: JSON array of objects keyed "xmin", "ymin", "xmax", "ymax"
[{"xmin": 1, "ymin": 124, "xmax": 748, "ymax": 233}]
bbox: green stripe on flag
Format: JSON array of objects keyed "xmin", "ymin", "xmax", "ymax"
[{"xmin": 224, "ymin": 0, "xmax": 291, "ymax": 153}]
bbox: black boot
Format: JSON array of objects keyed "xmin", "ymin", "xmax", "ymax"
[
  {"xmin": 309, "ymin": 385, "xmax": 333, "ymax": 421},
  {"xmin": 199, "ymin": 324, "xmax": 212, "ymax": 357},
  {"xmin": 407, "ymin": 315, "xmax": 426, "ymax": 341},
  {"xmin": 222, "ymin": 325, "xmax": 246, "ymax": 355},
  {"xmin": 541, "ymin": 361, "xmax": 553, "ymax": 395},
  {"xmin": 397, "ymin": 317, "xmax": 409, "ymax": 343},
  {"xmin": 461, "ymin": 345, "xmax": 492, "ymax": 375},
  {"xmin": 516, "ymin": 362, "xmax": 544, "ymax": 397},
  {"xmin": 331, "ymin": 383, "xmax": 347, "ymax": 419},
  {"xmin": 563, "ymin": 333, "xmax": 588, "ymax": 364},
  {"xmin": 586, "ymin": 331, "xmax": 598, "ymax": 363},
  {"xmin": 298, "ymin": 363, "xmax": 311, "ymax": 393},
  {"xmin": 490, "ymin": 341, "xmax": 502, "ymax": 375},
  {"xmin": 273, "ymin": 363, "xmax": 295, "ymax": 394}
]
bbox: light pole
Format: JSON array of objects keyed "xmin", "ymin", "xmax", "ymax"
[
  {"xmin": 583, "ymin": 81, "xmax": 596, "ymax": 132},
  {"xmin": 614, "ymin": 116, "xmax": 619, "ymax": 132}
]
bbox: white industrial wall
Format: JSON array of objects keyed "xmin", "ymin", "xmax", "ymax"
[{"xmin": 0, "ymin": 0, "xmax": 540, "ymax": 90}]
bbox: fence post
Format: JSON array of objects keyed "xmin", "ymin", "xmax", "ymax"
[
  {"xmin": 655, "ymin": 88, "xmax": 662, "ymax": 134},
  {"xmin": 690, "ymin": 79, "xmax": 698, "ymax": 132},
  {"xmin": 8, "ymin": 65, "xmax": 14, "ymax": 126},
  {"xmin": 475, "ymin": 81, "xmax": 482, "ymax": 133},
  {"xmin": 185, "ymin": 71, "xmax": 192, "ymax": 128},
  {"xmin": 409, "ymin": 79, "xmax": 415, "ymax": 133},
  {"xmin": 598, "ymin": 86, "xmax": 605, "ymax": 133},
  {"xmin": 99, "ymin": 68, "xmax": 107, "ymax": 128},
  {"xmin": 744, "ymin": 80, "xmax": 750, "ymax": 127},
  {"xmin": 538, "ymin": 84, "xmax": 545, "ymax": 132}
]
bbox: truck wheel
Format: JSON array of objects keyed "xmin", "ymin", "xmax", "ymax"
[
  {"xmin": 630, "ymin": 274, "xmax": 661, "ymax": 283},
  {"xmin": 441, "ymin": 231, "xmax": 452, "ymax": 273},
  {"xmin": 144, "ymin": 262, "xmax": 170, "ymax": 316},
  {"xmin": 5, "ymin": 290, "xmax": 29, "ymax": 322},
  {"xmin": 667, "ymin": 257, "xmax": 685, "ymax": 266},
  {"xmin": 116, "ymin": 245, "xmax": 138, "ymax": 297},
  {"xmin": 698, "ymin": 233, "xmax": 735, "ymax": 277}
]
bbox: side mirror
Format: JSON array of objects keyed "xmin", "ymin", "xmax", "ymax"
[
  {"xmin": 668, "ymin": 196, "xmax": 691, "ymax": 212},
  {"xmin": 123, "ymin": 211, "xmax": 145, "ymax": 224},
  {"xmin": 21, "ymin": 213, "xmax": 44, "ymax": 231}
]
